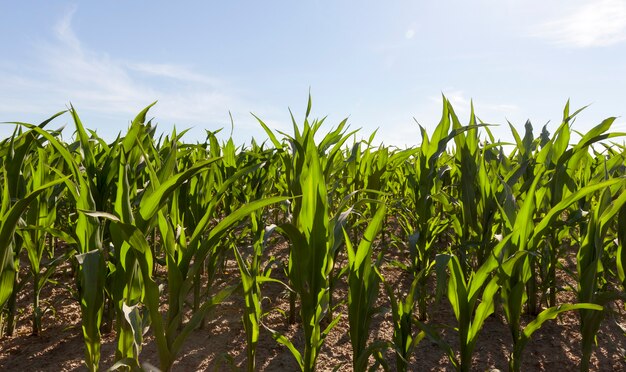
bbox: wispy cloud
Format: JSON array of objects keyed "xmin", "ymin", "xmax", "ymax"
[
  {"xmin": 55, "ymin": 5, "xmax": 81, "ymax": 52},
  {"xmin": 126, "ymin": 63, "xmax": 222, "ymax": 86},
  {"xmin": 533, "ymin": 0, "xmax": 626, "ymax": 47},
  {"xmin": 0, "ymin": 6, "xmax": 282, "ymax": 141},
  {"xmin": 42, "ymin": 8, "xmax": 232, "ymax": 120}
]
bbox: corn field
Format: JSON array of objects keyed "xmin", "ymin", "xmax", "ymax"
[{"xmin": 1, "ymin": 97, "xmax": 625, "ymax": 371}]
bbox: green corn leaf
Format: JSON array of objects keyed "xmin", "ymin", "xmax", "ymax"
[
  {"xmin": 522, "ymin": 303, "xmax": 602, "ymax": 343},
  {"xmin": 75, "ymin": 249, "xmax": 106, "ymax": 371},
  {"xmin": 264, "ymin": 324, "xmax": 304, "ymax": 370},
  {"xmin": 139, "ymin": 158, "xmax": 219, "ymax": 222},
  {"xmin": 0, "ymin": 176, "xmax": 69, "ymax": 308}
]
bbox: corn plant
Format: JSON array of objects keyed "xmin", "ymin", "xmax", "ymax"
[
  {"xmin": 258, "ymin": 99, "xmax": 354, "ymax": 371},
  {"xmin": 94, "ymin": 162, "xmax": 285, "ymax": 371},
  {"xmin": 532, "ymin": 107, "xmax": 625, "ymax": 310},
  {"xmin": 381, "ymin": 257, "xmax": 439, "ymax": 372},
  {"xmin": 0, "ymin": 168, "xmax": 68, "ymax": 334},
  {"xmin": 577, "ymin": 185, "xmax": 626, "ymax": 371},
  {"xmin": 0, "ymin": 113, "xmax": 66, "ymax": 335},
  {"xmin": 419, "ymin": 244, "xmax": 516, "ymax": 372},
  {"xmin": 404, "ymin": 98, "xmax": 484, "ymax": 319},
  {"xmin": 231, "ymin": 142, "xmax": 280, "ymax": 372},
  {"xmin": 19, "ymin": 147, "xmax": 66, "ymax": 335},
  {"xmin": 617, "ymin": 199, "xmax": 626, "ymax": 292},
  {"xmin": 345, "ymin": 204, "xmax": 386, "ymax": 371},
  {"xmin": 494, "ymin": 168, "xmax": 612, "ymax": 371},
  {"xmin": 18, "ymin": 109, "xmax": 116, "ymax": 370}
]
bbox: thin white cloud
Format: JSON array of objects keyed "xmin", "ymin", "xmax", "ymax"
[
  {"xmin": 54, "ymin": 5, "xmax": 81, "ymax": 52},
  {"xmin": 405, "ymin": 29, "xmax": 415, "ymax": 40},
  {"xmin": 0, "ymin": 6, "xmax": 282, "ymax": 142},
  {"xmin": 41, "ymin": 9, "xmax": 230, "ymax": 120},
  {"xmin": 533, "ymin": 0, "xmax": 626, "ymax": 47},
  {"xmin": 126, "ymin": 62, "xmax": 222, "ymax": 86}
]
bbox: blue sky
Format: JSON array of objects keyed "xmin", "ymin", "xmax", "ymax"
[{"xmin": 1, "ymin": 1, "xmax": 625, "ymax": 147}]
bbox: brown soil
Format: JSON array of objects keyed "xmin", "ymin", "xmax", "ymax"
[{"xmin": 1, "ymin": 237, "xmax": 625, "ymax": 371}]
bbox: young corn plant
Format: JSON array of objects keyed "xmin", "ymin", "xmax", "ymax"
[
  {"xmin": 418, "ymin": 244, "xmax": 514, "ymax": 372},
  {"xmin": 96, "ymin": 164, "xmax": 286, "ymax": 371},
  {"xmin": 0, "ymin": 168, "xmax": 68, "ymax": 335},
  {"xmin": 272, "ymin": 144, "xmax": 338, "ymax": 371},
  {"xmin": 532, "ymin": 107, "xmax": 625, "ymax": 310},
  {"xmin": 232, "ymin": 211, "xmax": 287, "ymax": 372},
  {"xmin": 9, "ymin": 114, "xmax": 114, "ymax": 372},
  {"xmin": 617, "ymin": 198, "xmax": 626, "ymax": 293},
  {"xmin": 231, "ymin": 144, "xmax": 280, "ymax": 372},
  {"xmin": 259, "ymin": 100, "xmax": 352, "ymax": 372},
  {"xmin": 0, "ymin": 113, "xmax": 65, "ymax": 335},
  {"xmin": 405, "ymin": 97, "xmax": 485, "ymax": 319},
  {"xmin": 19, "ymin": 147, "xmax": 66, "ymax": 335},
  {"xmin": 449, "ymin": 103, "xmax": 490, "ymax": 272},
  {"xmin": 345, "ymin": 204, "xmax": 387, "ymax": 372},
  {"xmin": 14, "ymin": 105, "xmax": 199, "ymax": 371},
  {"xmin": 84, "ymin": 117, "xmax": 288, "ymax": 371},
  {"xmin": 18, "ymin": 109, "xmax": 119, "ymax": 370},
  {"xmin": 381, "ymin": 233, "xmax": 452, "ymax": 372},
  {"xmin": 107, "ymin": 151, "xmax": 148, "ymax": 369},
  {"xmin": 577, "ymin": 185, "xmax": 626, "ymax": 371},
  {"xmin": 233, "ymin": 224, "xmax": 264, "ymax": 372},
  {"xmin": 494, "ymin": 168, "xmax": 612, "ymax": 372}
]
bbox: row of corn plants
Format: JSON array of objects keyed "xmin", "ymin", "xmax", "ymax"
[{"xmin": 1, "ymin": 97, "xmax": 625, "ymax": 371}]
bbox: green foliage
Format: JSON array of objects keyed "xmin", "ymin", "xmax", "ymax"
[{"xmin": 1, "ymin": 98, "xmax": 624, "ymax": 372}]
